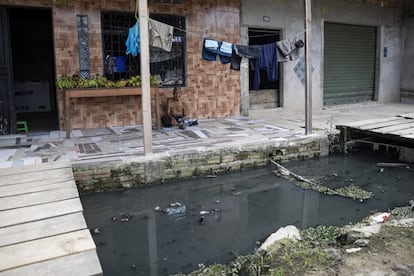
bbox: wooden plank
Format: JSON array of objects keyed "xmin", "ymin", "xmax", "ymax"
[
  {"xmin": 0, "ymin": 198, "xmax": 83, "ymax": 228},
  {"xmin": 66, "ymin": 87, "xmax": 143, "ymax": 98},
  {"xmin": 0, "ymin": 250, "xmax": 102, "ymax": 276},
  {"xmin": 0, "ymin": 212, "xmax": 86, "ymax": 247},
  {"xmin": 390, "ymin": 128, "xmax": 414, "ymax": 136},
  {"xmin": 343, "ymin": 116, "xmax": 401, "ymax": 128},
  {"xmin": 0, "ymin": 161, "xmax": 72, "ymax": 177},
  {"xmin": 397, "ymin": 113, "xmax": 414, "ymax": 119},
  {"xmin": 0, "ymin": 179, "xmax": 75, "ymax": 197},
  {"xmin": 0, "ymin": 186, "xmax": 79, "ymax": 211},
  {"xmin": 358, "ymin": 118, "xmax": 409, "ymax": 131},
  {"xmin": 372, "ymin": 121, "xmax": 414, "ymax": 134},
  {"xmin": 0, "ymin": 229, "xmax": 96, "ymax": 272},
  {"xmin": 0, "ymin": 168, "xmax": 74, "ymax": 186}
]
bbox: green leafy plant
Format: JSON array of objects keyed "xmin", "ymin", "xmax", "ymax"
[{"xmin": 56, "ymin": 74, "xmax": 158, "ymax": 89}]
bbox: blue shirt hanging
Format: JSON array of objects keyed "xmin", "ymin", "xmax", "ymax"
[{"xmin": 125, "ymin": 21, "xmax": 140, "ymax": 56}]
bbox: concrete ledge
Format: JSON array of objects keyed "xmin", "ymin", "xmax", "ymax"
[{"xmin": 73, "ymin": 135, "xmax": 330, "ymax": 195}]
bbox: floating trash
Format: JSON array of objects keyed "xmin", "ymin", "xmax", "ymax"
[
  {"xmin": 167, "ymin": 205, "xmax": 186, "ymax": 216},
  {"xmin": 120, "ymin": 213, "xmax": 131, "ymax": 222},
  {"xmin": 170, "ymin": 202, "xmax": 182, "ymax": 207},
  {"xmin": 92, "ymin": 227, "xmax": 100, "ymax": 234}
]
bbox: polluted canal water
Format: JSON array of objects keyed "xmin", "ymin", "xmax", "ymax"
[{"xmin": 81, "ymin": 149, "xmax": 414, "ymax": 275}]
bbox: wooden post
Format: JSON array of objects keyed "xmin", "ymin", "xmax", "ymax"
[
  {"xmin": 138, "ymin": 0, "xmax": 152, "ymax": 155},
  {"xmin": 305, "ymin": 0, "xmax": 312, "ymax": 135}
]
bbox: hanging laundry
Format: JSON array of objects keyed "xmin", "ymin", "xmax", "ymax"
[
  {"xmin": 149, "ymin": 19, "xmax": 174, "ymax": 52},
  {"xmin": 202, "ymin": 38, "xmax": 220, "ymax": 61},
  {"xmin": 125, "ymin": 21, "xmax": 140, "ymax": 56},
  {"xmin": 252, "ymin": 43, "xmax": 278, "ymax": 91},
  {"xmin": 230, "ymin": 45, "xmax": 261, "ymax": 70},
  {"xmin": 276, "ymin": 36, "xmax": 304, "ymax": 62},
  {"xmin": 230, "ymin": 48, "xmax": 242, "ymax": 70},
  {"xmin": 218, "ymin": 42, "xmax": 233, "ymax": 64}
]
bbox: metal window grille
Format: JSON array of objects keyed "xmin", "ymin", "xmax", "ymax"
[
  {"xmin": 101, "ymin": 11, "xmax": 186, "ymax": 87},
  {"xmin": 77, "ymin": 15, "xmax": 91, "ymax": 79}
]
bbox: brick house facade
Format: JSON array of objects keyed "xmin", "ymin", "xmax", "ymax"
[{"xmin": 0, "ymin": 0, "xmax": 240, "ymax": 132}]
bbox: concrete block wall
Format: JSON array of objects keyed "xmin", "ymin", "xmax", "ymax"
[
  {"xmin": 240, "ymin": 0, "xmax": 404, "ymax": 112},
  {"xmin": 73, "ymin": 136, "xmax": 328, "ymax": 194}
]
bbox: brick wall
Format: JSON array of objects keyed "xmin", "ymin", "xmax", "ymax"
[
  {"xmin": 73, "ymin": 137, "xmax": 328, "ymax": 194},
  {"xmin": 1, "ymin": 0, "xmax": 241, "ymax": 130}
]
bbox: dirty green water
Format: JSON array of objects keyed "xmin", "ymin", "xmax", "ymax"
[{"xmin": 81, "ymin": 149, "xmax": 414, "ymax": 276}]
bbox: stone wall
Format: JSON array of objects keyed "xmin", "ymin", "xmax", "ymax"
[
  {"xmin": 1, "ymin": 0, "xmax": 241, "ymax": 129},
  {"xmin": 73, "ymin": 136, "xmax": 328, "ymax": 194}
]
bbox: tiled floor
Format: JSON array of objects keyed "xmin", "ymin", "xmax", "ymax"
[{"xmin": 1, "ymin": 102, "xmax": 413, "ymax": 168}]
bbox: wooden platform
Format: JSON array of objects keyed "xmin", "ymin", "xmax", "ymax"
[
  {"xmin": 337, "ymin": 113, "xmax": 414, "ymax": 150},
  {"xmin": 0, "ymin": 162, "xmax": 102, "ymax": 275}
]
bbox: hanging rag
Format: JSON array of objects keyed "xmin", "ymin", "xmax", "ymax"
[
  {"xmin": 149, "ymin": 19, "xmax": 174, "ymax": 52},
  {"xmin": 218, "ymin": 41, "xmax": 233, "ymax": 64},
  {"xmin": 125, "ymin": 21, "xmax": 140, "ymax": 56},
  {"xmin": 230, "ymin": 45, "xmax": 261, "ymax": 70},
  {"xmin": 276, "ymin": 36, "xmax": 304, "ymax": 62},
  {"xmin": 202, "ymin": 38, "xmax": 220, "ymax": 61},
  {"xmin": 252, "ymin": 43, "xmax": 278, "ymax": 91}
]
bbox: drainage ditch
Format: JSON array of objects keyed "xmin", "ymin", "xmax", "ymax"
[{"xmin": 81, "ymin": 148, "xmax": 413, "ymax": 276}]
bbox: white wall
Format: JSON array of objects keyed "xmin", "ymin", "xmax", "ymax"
[{"xmin": 240, "ymin": 0, "xmax": 403, "ymax": 111}]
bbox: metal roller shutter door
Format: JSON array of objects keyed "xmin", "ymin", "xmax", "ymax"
[{"xmin": 323, "ymin": 23, "xmax": 376, "ymax": 106}]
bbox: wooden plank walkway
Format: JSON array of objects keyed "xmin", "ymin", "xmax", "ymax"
[
  {"xmin": 337, "ymin": 113, "xmax": 414, "ymax": 147},
  {"xmin": 0, "ymin": 161, "xmax": 102, "ymax": 275}
]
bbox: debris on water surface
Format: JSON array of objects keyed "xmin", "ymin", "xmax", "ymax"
[
  {"xmin": 377, "ymin": 162, "xmax": 409, "ymax": 168},
  {"xmin": 170, "ymin": 202, "xmax": 182, "ymax": 207},
  {"xmin": 111, "ymin": 216, "xmax": 117, "ymax": 221},
  {"xmin": 199, "ymin": 216, "xmax": 205, "ymax": 225},
  {"xmin": 120, "ymin": 213, "xmax": 131, "ymax": 222},
  {"xmin": 130, "ymin": 264, "xmax": 136, "ymax": 270},
  {"xmin": 334, "ymin": 185, "xmax": 373, "ymax": 201},
  {"xmin": 92, "ymin": 227, "xmax": 100, "ymax": 234},
  {"xmin": 154, "ymin": 206, "xmax": 161, "ymax": 211},
  {"xmin": 270, "ymin": 159, "xmax": 373, "ymax": 201},
  {"xmin": 409, "ymin": 200, "xmax": 414, "ymax": 209},
  {"xmin": 167, "ymin": 205, "xmax": 186, "ymax": 215}
]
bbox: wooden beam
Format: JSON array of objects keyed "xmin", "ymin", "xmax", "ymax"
[
  {"xmin": 0, "ymin": 230, "xmax": 95, "ymax": 272},
  {"xmin": 0, "ymin": 198, "xmax": 83, "ymax": 228},
  {"xmin": 0, "ymin": 212, "xmax": 86, "ymax": 247},
  {"xmin": 305, "ymin": 0, "xmax": 312, "ymax": 135},
  {"xmin": 0, "ymin": 250, "xmax": 102, "ymax": 276},
  {"xmin": 138, "ymin": 0, "xmax": 153, "ymax": 155}
]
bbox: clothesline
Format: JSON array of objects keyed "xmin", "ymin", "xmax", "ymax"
[{"xmin": 171, "ymin": 23, "xmax": 306, "ymax": 42}]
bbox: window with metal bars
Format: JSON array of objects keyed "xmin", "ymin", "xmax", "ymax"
[{"xmin": 101, "ymin": 11, "xmax": 186, "ymax": 87}]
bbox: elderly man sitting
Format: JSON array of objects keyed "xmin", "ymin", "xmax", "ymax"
[{"xmin": 161, "ymin": 87, "xmax": 197, "ymax": 129}]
